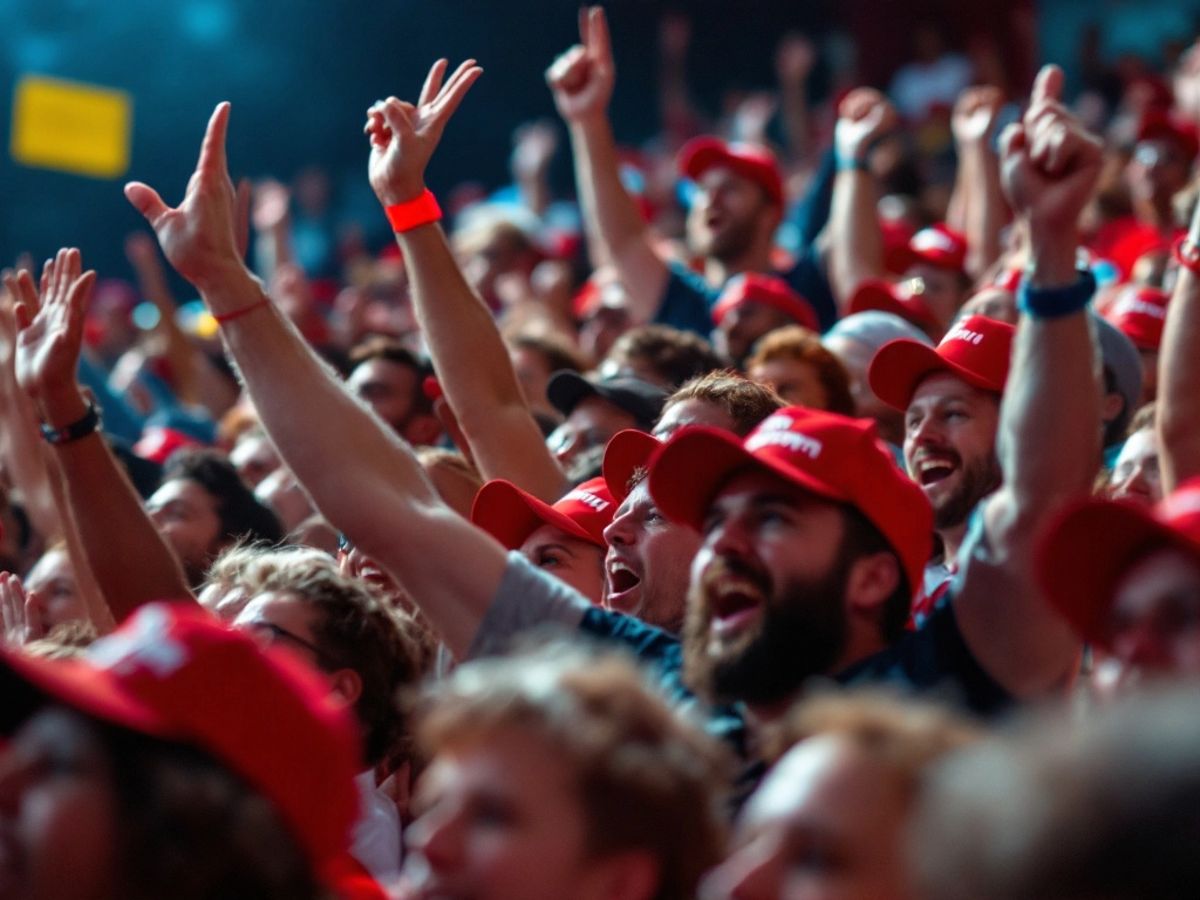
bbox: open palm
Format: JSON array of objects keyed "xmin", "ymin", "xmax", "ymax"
[{"xmin": 9, "ymin": 248, "xmax": 94, "ymax": 400}]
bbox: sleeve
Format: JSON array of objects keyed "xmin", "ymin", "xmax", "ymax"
[{"xmin": 466, "ymin": 551, "xmax": 591, "ymax": 659}]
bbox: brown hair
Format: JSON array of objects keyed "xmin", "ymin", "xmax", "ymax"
[
  {"xmin": 604, "ymin": 325, "xmax": 727, "ymax": 389},
  {"xmin": 415, "ymin": 643, "xmax": 729, "ymax": 900},
  {"xmin": 663, "ymin": 371, "xmax": 785, "ymax": 437},
  {"xmin": 745, "ymin": 325, "xmax": 857, "ymax": 415}
]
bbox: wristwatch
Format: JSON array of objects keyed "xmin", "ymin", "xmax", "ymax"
[{"xmin": 40, "ymin": 400, "xmax": 101, "ymax": 445}]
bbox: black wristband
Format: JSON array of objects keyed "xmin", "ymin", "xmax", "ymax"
[
  {"xmin": 1018, "ymin": 269, "xmax": 1097, "ymax": 320},
  {"xmin": 40, "ymin": 400, "xmax": 101, "ymax": 446}
]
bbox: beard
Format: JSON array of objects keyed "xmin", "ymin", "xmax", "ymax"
[
  {"xmin": 682, "ymin": 552, "xmax": 851, "ymax": 708},
  {"xmin": 931, "ymin": 451, "xmax": 1002, "ymax": 532},
  {"xmin": 690, "ymin": 213, "xmax": 760, "ymax": 264}
]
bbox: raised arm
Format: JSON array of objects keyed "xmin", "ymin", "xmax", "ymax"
[
  {"xmin": 775, "ymin": 34, "xmax": 817, "ymax": 165},
  {"xmin": 1157, "ymin": 196, "xmax": 1200, "ymax": 492},
  {"xmin": 956, "ymin": 66, "xmax": 1103, "ymax": 695},
  {"xmin": 125, "ymin": 96, "xmax": 508, "ymax": 659},
  {"xmin": 367, "ymin": 62, "xmax": 567, "ymax": 503},
  {"xmin": 548, "ymin": 6, "xmax": 669, "ymax": 320},
  {"xmin": 949, "ymin": 87, "xmax": 1007, "ymax": 281},
  {"xmin": 828, "ymin": 88, "xmax": 896, "ymax": 309},
  {"xmin": 9, "ymin": 250, "xmax": 193, "ymax": 621}
]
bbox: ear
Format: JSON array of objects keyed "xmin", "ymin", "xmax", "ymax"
[
  {"xmin": 1101, "ymin": 390, "xmax": 1126, "ymax": 426},
  {"xmin": 327, "ymin": 667, "xmax": 363, "ymax": 706},
  {"xmin": 404, "ymin": 412, "xmax": 445, "ymax": 448},
  {"xmin": 580, "ymin": 849, "xmax": 661, "ymax": 900},
  {"xmin": 845, "ymin": 551, "xmax": 902, "ymax": 620}
]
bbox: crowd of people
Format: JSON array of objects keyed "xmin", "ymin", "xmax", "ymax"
[{"xmin": 3, "ymin": 6, "xmax": 1200, "ymax": 898}]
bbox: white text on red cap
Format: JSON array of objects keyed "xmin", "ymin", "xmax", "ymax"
[
  {"xmin": 563, "ymin": 489, "xmax": 610, "ymax": 512},
  {"xmin": 87, "ymin": 605, "xmax": 188, "ymax": 677}
]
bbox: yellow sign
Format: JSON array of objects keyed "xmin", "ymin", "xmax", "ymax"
[{"xmin": 10, "ymin": 75, "xmax": 133, "ymax": 179}]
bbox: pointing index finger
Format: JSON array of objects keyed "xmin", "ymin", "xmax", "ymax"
[
  {"xmin": 1031, "ymin": 65, "xmax": 1063, "ymax": 108},
  {"xmin": 197, "ymin": 102, "xmax": 232, "ymax": 180}
]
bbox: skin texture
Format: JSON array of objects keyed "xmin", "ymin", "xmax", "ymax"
[
  {"xmin": 717, "ymin": 303, "xmax": 794, "ymax": 370},
  {"xmin": 748, "ymin": 358, "xmax": 828, "ymax": 410},
  {"xmin": 347, "ymin": 359, "xmax": 436, "ymax": 446},
  {"xmin": 518, "ymin": 524, "xmax": 606, "ymax": 604},
  {"xmin": 653, "ymin": 398, "xmax": 739, "ymax": 441},
  {"xmin": 1106, "ymin": 427, "xmax": 1161, "ymax": 506},
  {"xmin": 1109, "ymin": 548, "xmax": 1200, "ymax": 676},
  {"xmin": 0, "ymin": 708, "xmax": 118, "ymax": 900},
  {"xmin": 903, "ymin": 374, "xmax": 1002, "ymax": 553},
  {"xmin": 229, "ymin": 433, "xmax": 282, "ymax": 490},
  {"xmin": 602, "ymin": 478, "xmax": 698, "ymax": 633},
  {"xmin": 24, "ymin": 547, "xmax": 86, "ymax": 632},
  {"xmin": 144, "ymin": 478, "xmax": 223, "ymax": 583},
  {"xmin": 401, "ymin": 727, "xmax": 608, "ymax": 900},
  {"xmin": 700, "ymin": 735, "xmax": 914, "ymax": 900},
  {"xmin": 547, "ymin": 397, "xmax": 639, "ymax": 472}
]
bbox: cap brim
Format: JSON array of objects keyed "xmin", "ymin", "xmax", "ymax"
[
  {"xmin": 848, "ymin": 281, "xmax": 936, "ymax": 329},
  {"xmin": 1035, "ymin": 499, "xmax": 1200, "ymax": 649},
  {"xmin": 546, "ymin": 370, "xmax": 598, "ymax": 418},
  {"xmin": 602, "ymin": 429, "xmax": 663, "ymax": 503},
  {"xmin": 678, "ymin": 138, "xmax": 728, "ymax": 181},
  {"xmin": 867, "ymin": 338, "xmax": 996, "ymax": 412},
  {"xmin": 0, "ymin": 649, "xmax": 167, "ymax": 737},
  {"xmin": 648, "ymin": 426, "xmax": 849, "ymax": 530},
  {"xmin": 471, "ymin": 480, "xmax": 597, "ymax": 550}
]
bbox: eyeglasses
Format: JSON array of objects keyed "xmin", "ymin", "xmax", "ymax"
[{"xmin": 246, "ymin": 620, "xmax": 340, "ymax": 671}]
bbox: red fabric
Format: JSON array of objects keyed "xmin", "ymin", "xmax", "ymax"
[
  {"xmin": 868, "ymin": 314, "xmax": 1016, "ymax": 412},
  {"xmin": 648, "ymin": 408, "xmax": 933, "ymax": 594},
  {"xmin": 1089, "ymin": 217, "xmax": 1181, "ymax": 281},
  {"xmin": 471, "ymin": 476, "xmax": 616, "ymax": 550},
  {"xmin": 897, "ymin": 223, "xmax": 968, "ymax": 274},
  {"xmin": 602, "ymin": 429, "xmax": 664, "ymax": 503},
  {"xmin": 848, "ymin": 278, "xmax": 938, "ymax": 331},
  {"xmin": 1037, "ymin": 478, "xmax": 1200, "ymax": 649},
  {"xmin": 1102, "ymin": 285, "xmax": 1170, "ymax": 351},
  {"xmin": 678, "ymin": 136, "xmax": 784, "ymax": 206},
  {"xmin": 321, "ymin": 854, "xmax": 390, "ymax": 900},
  {"xmin": 712, "ymin": 273, "xmax": 819, "ymax": 331}
]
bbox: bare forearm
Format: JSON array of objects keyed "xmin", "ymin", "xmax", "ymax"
[
  {"xmin": 0, "ymin": 379, "xmax": 63, "ymax": 546},
  {"xmin": 829, "ymin": 170, "xmax": 885, "ymax": 308},
  {"xmin": 1158, "ymin": 232, "xmax": 1200, "ymax": 492},
  {"xmin": 569, "ymin": 117, "xmax": 668, "ymax": 318},
  {"xmin": 965, "ymin": 147, "xmax": 1006, "ymax": 280},
  {"xmin": 45, "ymin": 454, "xmax": 114, "ymax": 633},
  {"xmin": 399, "ymin": 224, "xmax": 567, "ymax": 502}
]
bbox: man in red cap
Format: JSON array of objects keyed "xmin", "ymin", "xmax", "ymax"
[
  {"xmin": 544, "ymin": 7, "xmax": 838, "ymax": 341},
  {"xmin": 867, "ymin": 314, "xmax": 1014, "ymax": 623},
  {"xmin": 471, "ymin": 476, "xmax": 614, "ymax": 603},
  {"xmin": 710, "ymin": 272, "xmax": 820, "ymax": 368},
  {"xmin": 1102, "ymin": 284, "xmax": 1169, "ymax": 405},
  {"xmin": 829, "ymin": 88, "xmax": 972, "ymax": 338}
]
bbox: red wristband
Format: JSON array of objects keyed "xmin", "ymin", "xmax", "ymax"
[
  {"xmin": 384, "ymin": 189, "xmax": 442, "ymax": 233},
  {"xmin": 1173, "ymin": 236, "xmax": 1200, "ymax": 276},
  {"xmin": 213, "ymin": 298, "xmax": 270, "ymax": 325}
]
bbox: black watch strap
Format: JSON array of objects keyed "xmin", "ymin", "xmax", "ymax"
[{"xmin": 40, "ymin": 401, "xmax": 101, "ymax": 445}]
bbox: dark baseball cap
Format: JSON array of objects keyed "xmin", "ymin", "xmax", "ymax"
[{"xmin": 547, "ymin": 372, "xmax": 668, "ymax": 432}]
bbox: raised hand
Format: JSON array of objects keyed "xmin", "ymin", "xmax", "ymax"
[
  {"xmin": 0, "ymin": 572, "xmax": 43, "ymax": 646},
  {"xmin": 835, "ymin": 87, "xmax": 898, "ymax": 165},
  {"xmin": 953, "ymin": 85, "xmax": 1004, "ymax": 147},
  {"xmin": 7, "ymin": 248, "xmax": 94, "ymax": 404},
  {"xmin": 365, "ymin": 59, "xmax": 483, "ymax": 206},
  {"xmin": 775, "ymin": 34, "xmax": 816, "ymax": 85},
  {"xmin": 124, "ymin": 103, "xmax": 244, "ymax": 290},
  {"xmin": 999, "ymin": 65, "xmax": 1102, "ymax": 233},
  {"xmin": 546, "ymin": 6, "xmax": 615, "ymax": 125},
  {"xmin": 252, "ymin": 179, "xmax": 291, "ymax": 233},
  {"xmin": 511, "ymin": 120, "xmax": 560, "ymax": 179}
]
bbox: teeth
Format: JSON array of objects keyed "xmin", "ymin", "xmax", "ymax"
[{"xmin": 919, "ymin": 458, "xmax": 956, "ymax": 474}]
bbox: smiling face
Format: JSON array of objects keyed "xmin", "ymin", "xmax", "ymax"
[
  {"xmin": 601, "ymin": 478, "xmax": 699, "ymax": 633},
  {"xmin": 683, "ymin": 470, "xmax": 855, "ymax": 707},
  {"xmin": 401, "ymin": 727, "xmax": 605, "ymax": 900},
  {"xmin": 518, "ymin": 525, "xmax": 606, "ymax": 604},
  {"xmin": 903, "ymin": 374, "xmax": 1001, "ymax": 533}
]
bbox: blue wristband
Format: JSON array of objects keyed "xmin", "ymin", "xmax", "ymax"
[
  {"xmin": 1017, "ymin": 269, "xmax": 1096, "ymax": 319},
  {"xmin": 836, "ymin": 152, "xmax": 870, "ymax": 173}
]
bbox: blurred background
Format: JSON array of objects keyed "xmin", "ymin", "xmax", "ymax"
[{"xmin": 1, "ymin": 0, "xmax": 1197, "ymax": 278}]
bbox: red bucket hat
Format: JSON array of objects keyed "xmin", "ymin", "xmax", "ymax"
[
  {"xmin": 712, "ymin": 272, "xmax": 819, "ymax": 331},
  {"xmin": 1103, "ymin": 285, "xmax": 1170, "ymax": 352},
  {"xmin": 678, "ymin": 137, "xmax": 784, "ymax": 207},
  {"xmin": 1035, "ymin": 479, "xmax": 1200, "ymax": 649},
  {"xmin": 0, "ymin": 603, "xmax": 361, "ymax": 870},
  {"xmin": 647, "ymin": 407, "xmax": 933, "ymax": 593},
  {"xmin": 867, "ymin": 314, "xmax": 1015, "ymax": 411},
  {"xmin": 471, "ymin": 476, "xmax": 615, "ymax": 549},
  {"xmin": 602, "ymin": 429, "xmax": 664, "ymax": 503}
]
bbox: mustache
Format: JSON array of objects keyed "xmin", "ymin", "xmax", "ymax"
[{"xmin": 700, "ymin": 554, "xmax": 772, "ymax": 597}]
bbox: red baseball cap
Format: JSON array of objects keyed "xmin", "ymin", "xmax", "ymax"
[
  {"xmin": 647, "ymin": 407, "xmax": 933, "ymax": 593},
  {"xmin": 712, "ymin": 272, "xmax": 819, "ymax": 331},
  {"xmin": 678, "ymin": 137, "xmax": 784, "ymax": 207},
  {"xmin": 867, "ymin": 314, "xmax": 1015, "ymax": 411},
  {"xmin": 1103, "ymin": 285, "xmax": 1170, "ymax": 351},
  {"xmin": 0, "ymin": 603, "xmax": 361, "ymax": 872},
  {"xmin": 897, "ymin": 224, "xmax": 968, "ymax": 274},
  {"xmin": 602, "ymin": 429, "xmax": 664, "ymax": 503},
  {"xmin": 1035, "ymin": 479, "xmax": 1200, "ymax": 649},
  {"xmin": 848, "ymin": 278, "xmax": 939, "ymax": 332},
  {"xmin": 1137, "ymin": 109, "xmax": 1200, "ymax": 162},
  {"xmin": 471, "ymin": 476, "xmax": 615, "ymax": 549},
  {"xmin": 133, "ymin": 425, "xmax": 203, "ymax": 465}
]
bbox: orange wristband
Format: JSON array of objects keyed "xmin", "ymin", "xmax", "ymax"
[{"xmin": 384, "ymin": 189, "xmax": 442, "ymax": 233}]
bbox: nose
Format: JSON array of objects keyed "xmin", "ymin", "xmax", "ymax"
[
  {"xmin": 602, "ymin": 502, "xmax": 636, "ymax": 549},
  {"xmin": 706, "ymin": 509, "xmax": 755, "ymax": 563}
]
